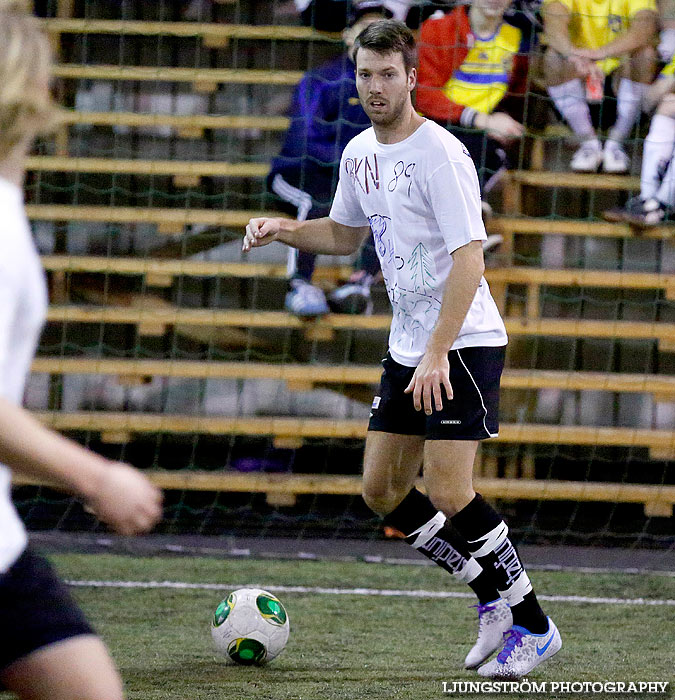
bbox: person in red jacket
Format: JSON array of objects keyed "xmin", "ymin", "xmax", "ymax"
[{"xmin": 416, "ymin": 0, "xmax": 530, "ymax": 193}]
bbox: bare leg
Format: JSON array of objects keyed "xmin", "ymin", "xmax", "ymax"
[
  {"xmin": 423, "ymin": 439, "xmax": 479, "ymax": 516},
  {"xmin": 361, "ymin": 430, "xmax": 424, "ymax": 516},
  {"xmin": 0, "ymin": 635, "xmax": 124, "ymax": 700}
]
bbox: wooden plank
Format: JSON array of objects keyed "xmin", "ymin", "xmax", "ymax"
[
  {"xmin": 26, "ymin": 204, "xmax": 266, "ymax": 229},
  {"xmin": 11, "ymin": 470, "xmax": 675, "ymax": 509},
  {"xmin": 29, "ymin": 358, "xmax": 675, "ymax": 398},
  {"xmin": 26, "ymin": 156, "xmax": 269, "ymax": 178},
  {"xmin": 60, "ymin": 111, "xmax": 289, "ymax": 132},
  {"xmin": 40, "ymin": 256, "xmax": 350, "ymax": 283},
  {"xmin": 53, "ymin": 64, "xmax": 304, "ymax": 86},
  {"xmin": 31, "ymin": 411, "xmax": 675, "ymax": 454},
  {"xmin": 42, "ymin": 305, "xmax": 675, "ymax": 344},
  {"xmin": 508, "ymin": 171, "xmax": 641, "ymax": 191},
  {"xmin": 41, "ymin": 256, "xmax": 672, "ymax": 292},
  {"xmin": 41, "ymin": 19, "xmax": 341, "ymax": 42},
  {"xmin": 491, "ymin": 217, "xmax": 674, "ymax": 239}
]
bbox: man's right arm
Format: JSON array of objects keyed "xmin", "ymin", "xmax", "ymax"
[
  {"xmin": 243, "ymin": 215, "xmax": 370, "ymax": 256},
  {"xmin": 542, "ymin": 1, "xmax": 577, "ymax": 56}
]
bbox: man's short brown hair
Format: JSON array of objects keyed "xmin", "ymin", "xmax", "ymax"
[{"xmin": 352, "ymin": 19, "xmax": 417, "ymax": 74}]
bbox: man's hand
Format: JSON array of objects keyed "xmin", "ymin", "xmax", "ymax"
[
  {"xmin": 404, "ymin": 350, "xmax": 453, "ymax": 415},
  {"xmin": 85, "ymin": 461, "xmax": 163, "ymax": 535},
  {"xmin": 243, "ymin": 217, "xmax": 282, "ymax": 252},
  {"xmin": 567, "ymin": 52, "xmax": 601, "ymax": 78},
  {"xmin": 474, "ymin": 112, "xmax": 524, "ymax": 144}
]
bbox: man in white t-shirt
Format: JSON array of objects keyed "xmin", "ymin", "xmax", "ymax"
[{"xmin": 243, "ymin": 19, "xmax": 561, "ymax": 679}]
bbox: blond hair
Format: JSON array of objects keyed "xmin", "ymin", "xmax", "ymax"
[{"xmin": 0, "ymin": 6, "xmax": 59, "ymax": 157}]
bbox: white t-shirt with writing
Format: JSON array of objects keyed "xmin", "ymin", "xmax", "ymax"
[
  {"xmin": 0, "ymin": 177, "xmax": 48, "ymax": 573},
  {"xmin": 330, "ymin": 119, "xmax": 507, "ymax": 367}
]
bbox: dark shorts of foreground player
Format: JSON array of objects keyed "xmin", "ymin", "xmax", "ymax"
[
  {"xmin": 368, "ymin": 345, "xmax": 506, "ymax": 440},
  {"xmin": 0, "ymin": 547, "xmax": 95, "ymax": 673}
]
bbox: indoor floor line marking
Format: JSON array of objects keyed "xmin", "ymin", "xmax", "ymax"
[{"xmin": 64, "ymin": 580, "xmax": 675, "ymax": 606}]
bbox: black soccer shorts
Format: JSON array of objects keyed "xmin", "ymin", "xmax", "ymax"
[
  {"xmin": 0, "ymin": 547, "xmax": 95, "ymax": 672},
  {"xmin": 368, "ymin": 345, "xmax": 506, "ymax": 440}
]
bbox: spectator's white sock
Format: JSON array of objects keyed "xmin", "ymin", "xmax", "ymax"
[
  {"xmin": 547, "ymin": 79, "xmax": 595, "ymax": 139},
  {"xmin": 609, "ymin": 79, "xmax": 648, "ymax": 142},
  {"xmin": 656, "ymin": 155, "xmax": 675, "ymax": 206},
  {"xmin": 641, "ymin": 114, "xmax": 675, "ymax": 199}
]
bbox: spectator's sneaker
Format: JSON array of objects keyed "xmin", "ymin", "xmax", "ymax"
[
  {"xmin": 570, "ymin": 139, "xmax": 603, "ymax": 172},
  {"xmin": 622, "ymin": 197, "xmax": 668, "ymax": 227},
  {"xmin": 602, "ymin": 195, "xmax": 643, "ymax": 223},
  {"xmin": 482, "ymin": 234, "xmax": 503, "ymax": 254},
  {"xmin": 477, "ymin": 618, "xmax": 562, "ymax": 679},
  {"xmin": 327, "ymin": 274, "xmax": 373, "ymax": 315},
  {"xmin": 284, "ymin": 279, "xmax": 329, "ymax": 316},
  {"xmin": 464, "ymin": 598, "xmax": 512, "ymax": 669},
  {"xmin": 602, "ymin": 140, "xmax": 630, "ymax": 174}
]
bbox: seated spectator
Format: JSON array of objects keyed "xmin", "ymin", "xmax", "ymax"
[
  {"xmin": 542, "ymin": 0, "xmax": 657, "ymax": 172},
  {"xmin": 267, "ymin": 2, "xmax": 392, "ymax": 316},
  {"xmin": 415, "ymin": 0, "xmax": 530, "ymax": 194},
  {"xmin": 604, "ymin": 60, "xmax": 675, "ymax": 224}
]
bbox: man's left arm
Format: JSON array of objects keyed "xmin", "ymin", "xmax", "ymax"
[
  {"xmin": 576, "ymin": 9, "xmax": 657, "ymax": 60},
  {"xmin": 405, "ymin": 240, "xmax": 485, "ymax": 414}
]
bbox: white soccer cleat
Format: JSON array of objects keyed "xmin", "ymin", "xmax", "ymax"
[
  {"xmin": 602, "ymin": 140, "xmax": 629, "ymax": 174},
  {"xmin": 464, "ymin": 598, "xmax": 512, "ymax": 669},
  {"xmin": 477, "ymin": 617, "xmax": 562, "ymax": 679},
  {"xmin": 570, "ymin": 139, "xmax": 603, "ymax": 172}
]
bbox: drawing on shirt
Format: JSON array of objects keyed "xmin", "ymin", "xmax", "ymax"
[
  {"xmin": 345, "ymin": 153, "xmax": 380, "ymax": 194},
  {"xmin": 387, "ymin": 160, "xmax": 416, "ymax": 196},
  {"xmin": 368, "ymin": 214, "xmax": 394, "ymax": 265},
  {"xmin": 408, "ymin": 242, "xmax": 436, "ymax": 295}
]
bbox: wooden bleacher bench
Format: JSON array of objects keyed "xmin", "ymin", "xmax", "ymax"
[
  {"xmin": 41, "ymin": 19, "xmax": 341, "ymax": 44},
  {"xmin": 503, "ymin": 171, "xmax": 641, "ymax": 215},
  {"xmin": 12, "ymin": 468, "xmax": 675, "ymax": 516},
  {"xmin": 29, "ymin": 358, "xmax": 675, "ymax": 402},
  {"xmin": 26, "ymin": 204, "xmax": 264, "ymax": 234},
  {"xmin": 26, "ymin": 156, "xmax": 269, "ymax": 188},
  {"xmin": 59, "ymin": 111, "xmax": 289, "ymax": 138},
  {"xmin": 44, "ymin": 305, "xmax": 675, "ymax": 351},
  {"xmin": 52, "ymin": 64, "xmax": 304, "ymax": 91},
  {"xmin": 40, "ymin": 255, "xmax": 674, "ymax": 294},
  {"xmin": 28, "ymin": 411, "xmax": 675, "ymax": 463}
]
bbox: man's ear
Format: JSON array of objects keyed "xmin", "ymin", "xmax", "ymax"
[{"xmin": 408, "ymin": 66, "xmax": 417, "ymax": 92}]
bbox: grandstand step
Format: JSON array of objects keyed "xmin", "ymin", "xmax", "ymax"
[
  {"xmin": 40, "ymin": 256, "xmax": 674, "ymax": 294},
  {"xmin": 30, "ymin": 412, "xmax": 675, "ymax": 459},
  {"xmin": 53, "ymin": 64, "xmax": 304, "ymax": 87},
  {"xmin": 41, "ymin": 256, "xmax": 351, "ymax": 283},
  {"xmin": 41, "ymin": 19, "xmax": 341, "ymax": 42},
  {"xmin": 26, "ymin": 204, "xmax": 264, "ymax": 232},
  {"xmin": 60, "ymin": 111, "xmax": 289, "ymax": 134},
  {"xmin": 30, "ymin": 358, "xmax": 675, "ymax": 400},
  {"xmin": 11, "ymin": 469, "xmax": 675, "ymax": 513},
  {"xmin": 27, "ymin": 156, "xmax": 269, "ymax": 181},
  {"xmin": 507, "ymin": 171, "xmax": 640, "ymax": 190},
  {"xmin": 490, "ymin": 217, "xmax": 675, "ymax": 240},
  {"xmin": 44, "ymin": 305, "xmax": 675, "ymax": 349}
]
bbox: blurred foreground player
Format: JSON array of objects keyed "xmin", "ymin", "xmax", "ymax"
[
  {"xmin": 0, "ymin": 7, "xmax": 162, "ymax": 700},
  {"xmin": 244, "ymin": 19, "xmax": 561, "ymax": 678}
]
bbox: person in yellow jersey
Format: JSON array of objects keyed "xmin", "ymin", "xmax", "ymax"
[{"xmin": 542, "ymin": 0, "xmax": 658, "ymax": 172}]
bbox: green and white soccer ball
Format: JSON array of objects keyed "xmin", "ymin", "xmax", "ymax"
[{"xmin": 211, "ymin": 588, "xmax": 290, "ymax": 665}]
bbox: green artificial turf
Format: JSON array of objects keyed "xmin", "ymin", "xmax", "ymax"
[{"xmin": 9, "ymin": 554, "xmax": 675, "ymax": 700}]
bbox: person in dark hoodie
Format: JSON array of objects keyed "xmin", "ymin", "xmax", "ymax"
[{"xmin": 267, "ymin": 1, "xmax": 394, "ymax": 316}]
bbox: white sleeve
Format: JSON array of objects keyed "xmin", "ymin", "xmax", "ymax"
[
  {"xmin": 426, "ymin": 157, "xmax": 486, "ymax": 254},
  {"xmin": 0, "ymin": 273, "xmax": 16, "ymax": 398},
  {"xmin": 329, "ymin": 156, "xmax": 370, "ymax": 228}
]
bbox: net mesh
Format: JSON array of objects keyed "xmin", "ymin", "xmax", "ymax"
[{"xmin": 14, "ymin": 0, "xmax": 674, "ymax": 548}]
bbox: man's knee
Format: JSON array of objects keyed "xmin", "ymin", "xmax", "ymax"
[
  {"xmin": 361, "ymin": 476, "xmax": 408, "ymax": 517},
  {"xmin": 658, "ymin": 92, "xmax": 675, "ymax": 116},
  {"xmin": 426, "ymin": 485, "xmax": 475, "ymax": 518}
]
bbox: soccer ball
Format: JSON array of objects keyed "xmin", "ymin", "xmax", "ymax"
[{"xmin": 211, "ymin": 588, "xmax": 290, "ymax": 665}]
